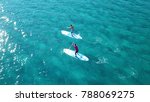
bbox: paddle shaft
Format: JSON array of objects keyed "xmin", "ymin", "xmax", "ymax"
[{"xmin": 69, "ymin": 42, "xmax": 74, "ymax": 49}]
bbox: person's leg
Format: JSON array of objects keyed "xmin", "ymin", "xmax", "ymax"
[
  {"xmin": 71, "ymin": 29, "xmax": 74, "ymax": 37},
  {"xmin": 75, "ymin": 50, "xmax": 78, "ymax": 56},
  {"xmin": 75, "ymin": 51, "xmax": 77, "ymax": 56}
]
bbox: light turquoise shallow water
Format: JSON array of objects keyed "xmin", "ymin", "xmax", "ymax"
[{"xmin": 0, "ymin": 0, "xmax": 150, "ymax": 84}]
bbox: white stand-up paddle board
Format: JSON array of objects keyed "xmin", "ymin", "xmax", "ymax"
[
  {"xmin": 61, "ymin": 30, "xmax": 82, "ymax": 39},
  {"xmin": 63, "ymin": 49, "xmax": 89, "ymax": 61}
]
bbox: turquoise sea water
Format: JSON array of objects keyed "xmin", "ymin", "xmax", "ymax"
[{"xmin": 0, "ymin": 0, "xmax": 150, "ymax": 84}]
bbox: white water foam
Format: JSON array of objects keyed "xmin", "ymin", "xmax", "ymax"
[
  {"xmin": 114, "ymin": 47, "xmax": 120, "ymax": 53},
  {"xmin": 0, "ymin": 4, "xmax": 4, "ymax": 12},
  {"xmin": 96, "ymin": 57, "xmax": 108, "ymax": 64},
  {"xmin": 0, "ymin": 16, "xmax": 9, "ymax": 22}
]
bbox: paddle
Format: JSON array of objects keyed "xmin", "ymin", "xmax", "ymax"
[{"xmin": 69, "ymin": 42, "xmax": 74, "ymax": 49}]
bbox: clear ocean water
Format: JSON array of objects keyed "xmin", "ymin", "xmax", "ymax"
[{"xmin": 0, "ymin": 0, "xmax": 150, "ymax": 85}]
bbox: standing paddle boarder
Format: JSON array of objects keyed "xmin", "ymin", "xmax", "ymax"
[
  {"xmin": 68, "ymin": 25, "xmax": 74, "ymax": 37},
  {"xmin": 72, "ymin": 43, "xmax": 78, "ymax": 56}
]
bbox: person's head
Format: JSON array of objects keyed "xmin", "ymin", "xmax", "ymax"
[
  {"xmin": 70, "ymin": 24, "xmax": 72, "ymax": 26},
  {"xmin": 74, "ymin": 44, "xmax": 76, "ymax": 46}
]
